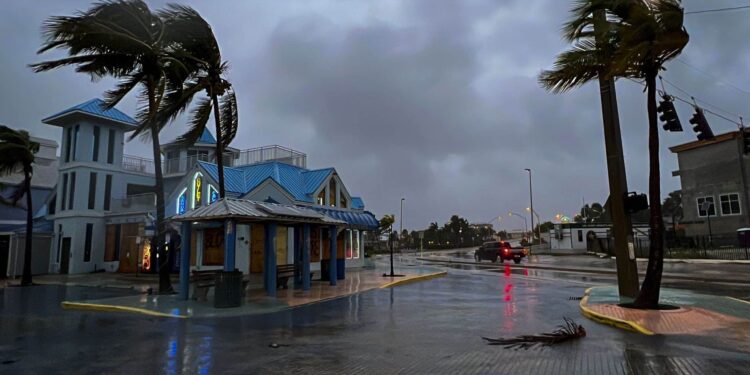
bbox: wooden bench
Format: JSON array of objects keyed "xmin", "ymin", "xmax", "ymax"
[
  {"xmin": 191, "ymin": 270, "xmax": 220, "ymax": 301},
  {"xmin": 276, "ymin": 264, "xmax": 295, "ymax": 289}
]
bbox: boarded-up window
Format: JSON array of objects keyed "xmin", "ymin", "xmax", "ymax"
[
  {"xmin": 275, "ymin": 226, "xmax": 288, "ymax": 265},
  {"xmin": 310, "ymin": 227, "xmax": 320, "ymax": 262},
  {"xmin": 202, "ymin": 228, "xmax": 224, "ymax": 266},
  {"xmin": 337, "ymin": 231, "xmax": 345, "ymax": 259},
  {"xmin": 190, "ymin": 231, "xmax": 198, "ymax": 266},
  {"xmin": 250, "ymin": 224, "xmax": 264, "ymax": 273},
  {"xmin": 104, "ymin": 224, "xmax": 120, "ymax": 261}
]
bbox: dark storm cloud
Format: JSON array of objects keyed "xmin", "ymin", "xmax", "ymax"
[{"xmin": 1, "ymin": 0, "xmax": 749, "ymax": 231}]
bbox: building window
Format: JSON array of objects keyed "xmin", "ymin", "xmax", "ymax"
[
  {"xmin": 208, "ymin": 185, "xmax": 219, "ymax": 204},
  {"xmin": 72, "ymin": 125, "xmax": 79, "ymax": 161},
  {"xmin": 697, "ymin": 196, "xmax": 716, "ymax": 217},
  {"xmin": 353, "ymin": 230, "xmax": 360, "ymax": 259},
  {"xmin": 192, "ymin": 173, "xmax": 203, "ymax": 209},
  {"xmin": 329, "ymin": 178, "xmax": 337, "ymax": 207},
  {"xmin": 56, "ymin": 224, "xmax": 62, "ymax": 263},
  {"xmin": 107, "ymin": 129, "xmax": 115, "ymax": 164},
  {"xmin": 103, "ymin": 175, "xmax": 112, "ymax": 211},
  {"xmin": 88, "ymin": 172, "xmax": 97, "ymax": 209},
  {"xmin": 68, "ymin": 172, "xmax": 76, "ymax": 210},
  {"xmin": 346, "ymin": 229, "xmax": 353, "ymax": 259},
  {"xmin": 317, "ymin": 190, "xmax": 325, "ymax": 205},
  {"xmin": 64, "ymin": 128, "xmax": 72, "ymax": 162},
  {"xmin": 177, "ymin": 188, "xmax": 187, "ymax": 214},
  {"xmin": 61, "ymin": 173, "xmax": 68, "ymax": 212},
  {"xmin": 720, "ymin": 193, "xmax": 741, "ymax": 215},
  {"xmin": 83, "ymin": 223, "xmax": 93, "ymax": 262},
  {"xmin": 577, "ymin": 230, "xmax": 583, "ymax": 242},
  {"xmin": 340, "ymin": 192, "xmax": 347, "ymax": 208},
  {"xmin": 92, "ymin": 126, "xmax": 100, "ymax": 162}
]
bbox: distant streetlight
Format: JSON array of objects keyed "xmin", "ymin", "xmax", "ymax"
[
  {"xmin": 508, "ymin": 211, "xmax": 528, "ymax": 239},
  {"xmin": 400, "ymin": 198, "xmax": 405, "ymax": 249},
  {"xmin": 524, "ymin": 168, "xmax": 535, "ymax": 245}
]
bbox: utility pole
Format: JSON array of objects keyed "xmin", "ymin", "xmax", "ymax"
[
  {"xmin": 525, "ymin": 168, "xmax": 535, "ymax": 244},
  {"xmin": 594, "ymin": 9, "xmax": 639, "ymax": 299},
  {"xmin": 400, "ymin": 198, "xmax": 405, "ymax": 249}
]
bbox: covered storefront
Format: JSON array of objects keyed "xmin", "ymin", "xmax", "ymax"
[{"xmin": 172, "ymin": 198, "xmax": 350, "ymax": 299}]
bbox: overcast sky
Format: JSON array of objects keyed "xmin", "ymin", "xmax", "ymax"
[{"xmin": 1, "ymin": 0, "xmax": 748, "ymax": 232}]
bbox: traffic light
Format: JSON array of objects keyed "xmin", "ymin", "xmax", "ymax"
[
  {"xmin": 743, "ymin": 128, "xmax": 750, "ymax": 155},
  {"xmin": 689, "ymin": 107, "xmax": 714, "ymax": 141},
  {"xmin": 657, "ymin": 95, "xmax": 682, "ymax": 131}
]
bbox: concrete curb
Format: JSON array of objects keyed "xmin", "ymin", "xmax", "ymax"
[
  {"xmin": 380, "ymin": 271, "xmax": 448, "ymax": 289},
  {"xmin": 60, "ymin": 301, "xmax": 186, "ymax": 319},
  {"xmin": 578, "ymin": 287, "xmax": 655, "ymax": 336},
  {"xmin": 417, "ymin": 257, "xmax": 750, "ymax": 285}
]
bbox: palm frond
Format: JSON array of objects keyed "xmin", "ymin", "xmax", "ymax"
[
  {"xmin": 219, "ymin": 88, "xmax": 239, "ymax": 148},
  {"xmin": 176, "ymin": 97, "xmax": 213, "ymax": 146},
  {"xmin": 539, "ymin": 39, "xmax": 602, "ymax": 93},
  {"xmin": 482, "ymin": 318, "xmax": 586, "ymax": 350}
]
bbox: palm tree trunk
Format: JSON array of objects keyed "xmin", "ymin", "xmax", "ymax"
[
  {"xmin": 21, "ymin": 169, "xmax": 33, "ymax": 286},
  {"xmin": 634, "ymin": 70, "xmax": 665, "ymax": 309},
  {"xmin": 211, "ymin": 93, "xmax": 226, "ymax": 198},
  {"xmin": 148, "ymin": 84, "xmax": 173, "ymax": 294}
]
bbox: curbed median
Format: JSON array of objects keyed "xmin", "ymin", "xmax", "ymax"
[{"xmin": 380, "ymin": 271, "xmax": 448, "ymax": 289}]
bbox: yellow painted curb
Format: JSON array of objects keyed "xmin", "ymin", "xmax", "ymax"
[
  {"xmin": 380, "ymin": 271, "xmax": 447, "ymax": 289},
  {"xmin": 61, "ymin": 301, "xmax": 186, "ymax": 319},
  {"xmin": 578, "ymin": 287, "xmax": 655, "ymax": 336},
  {"xmin": 726, "ymin": 296, "xmax": 750, "ymax": 305}
]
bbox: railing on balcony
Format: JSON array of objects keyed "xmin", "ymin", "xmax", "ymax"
[
  {"xmin": 111, "ymin": 193, "xmax": 156, "ymax": 213},
  {"xmin": 125, "ymin": 145, "xmax": 307, "ymax": 176},
  {"xmin": 122, "ymin": 155, "xmax": 155, "ymax": 175},
  {"xmin": 236, "ymin": 145, "xmax": 307, "ymax": 168}
]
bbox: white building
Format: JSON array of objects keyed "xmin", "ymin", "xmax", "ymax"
[{"xmin": 40, "ymin": 99, "xmax": 377, "ymax": 277}]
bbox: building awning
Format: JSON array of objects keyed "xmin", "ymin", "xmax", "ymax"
[
  {"xmin": 312, "ymin": 208, "xmax": 379, "ymax": 230},
  {"xmin": 172, "ymin": 198, "xmax": 345, "ymax": 226}
]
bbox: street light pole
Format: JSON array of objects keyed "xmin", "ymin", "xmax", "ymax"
[
  {"xmin": 525, "ymin": 168, "xmax": 535, "ymax": 245},
  {"xmin": 400, "ymin": 198, "xmax": 405, "ymax": 249},
  {"xmin": 508, "ymin": 212, "xmax": 528, "ymax": 240}
]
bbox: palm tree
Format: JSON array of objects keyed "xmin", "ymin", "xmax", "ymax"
[
  {"xmin": 155, "ymin": 4, "xmax": 238, "ymax": 198},
  {"xmin": 31, "ymin": 0, "xmax": 191, "ymax": 293},
  {"xmin": 0, "ymin": 126, "xmax": 40, "ymax": 286},
  {"xmin": 540, "ymin": 0, "xmax": 688, "ymax": 308}
]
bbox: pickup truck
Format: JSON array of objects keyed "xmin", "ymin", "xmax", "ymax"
[{"xmin": 474, "ymin": 241, "xmax": 527, "ymax": 264}]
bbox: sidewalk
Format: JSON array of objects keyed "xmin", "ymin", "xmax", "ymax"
[
  {"xmin": 59, "ymin": 263, "xmax": 446, "ymax": 318},
  {"xmin": 580, "ymin": 286, "xmax": 750, "ymax": 341}
]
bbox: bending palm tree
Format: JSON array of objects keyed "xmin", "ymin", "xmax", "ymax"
[
  {"xmin": 540, "ymin": 0, "xmax": 688, "ymax": 308},
  {"xmin": 31, "ymin": 0, "xmax": 190, "ymax": 293},
  {"xmin": 0, "ymin": 126, "xmax": 40, "ymax": 286},
  {"xmin": 157, "ymin": 4, "xmax": 238, "ymax": 198}
]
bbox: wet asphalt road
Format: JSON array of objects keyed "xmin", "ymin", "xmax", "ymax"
[
  {"xmin": 419, "ymin": 250, "xmax": 750, "ymax": 299},
  {"xmin": 2, "ymin": 264, "xmax": 749, "ymax": 374}
]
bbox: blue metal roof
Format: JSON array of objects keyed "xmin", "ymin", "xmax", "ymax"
[
  {"xmin": 312, "ymin": 207, "xmax": 379, "ymax": 229},
  {"xmin": 197, "ymin": 128, "xmax": 217, "ymax": 144},
  {"xmin": 43, "ymin": 98, "xmax": 137, "ymax": 126},
  {"xmin": 195, "ymin": 161, "xmax": 368, "ymax": 210},
  {"xmin": 351, "ymin": 197, "xmax": 365, "ymax": 210}
]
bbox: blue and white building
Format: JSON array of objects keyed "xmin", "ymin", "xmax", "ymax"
[{"xmin": 40, "ymin": 99, "xmax": 378, "ymax": 277}]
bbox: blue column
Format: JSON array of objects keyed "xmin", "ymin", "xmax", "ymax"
[
  {"xmin": 264, "ymin": 222, "xmax": 277, "ymax": 296},
  {"xmin": 302, "ymin": 224, "xmax": 311, "ymax": 290},
  {"xmin": 224, "ymin": 219, "xmax": 236, "ymax": 272},
  {"xmin": 179, "ymin": 221, "xmax": 192, "ymax": 300},
  {"xmin": 293, "ymin": 225, "xmax": 302, "ymax": 289},
  {"xmin": 329, "ymin": 225, "xmax": 337, "ymax": 286}
]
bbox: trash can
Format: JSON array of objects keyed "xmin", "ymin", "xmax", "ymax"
[
  {"xmin": 321, "ymin": 261, "xmax": 330, "ymax": 281},
  {"xmin": 336, "ymin": 258, "xmax": 345, "ymax": 280},
  {"xmin": 214, "ymin": 270, "xmax": 243, "ymax": 308},
  {"xmin": 738, "ymin": 228, "xmax": 750, "ymax": 247}
]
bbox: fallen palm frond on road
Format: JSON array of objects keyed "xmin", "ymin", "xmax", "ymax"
[{"xmin": 482, "ymin": 317, "xmax": 586, "ymax": 349}]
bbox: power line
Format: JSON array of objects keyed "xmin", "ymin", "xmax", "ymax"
[
  {"xmin": 674, "ymin": 58, "xmax": 750, "ymax": 96},
  {"xmin": 685, "ymin": 5, "xmax": 750, "ymax": 15},
  {"xmin": 624, "ymin": 77, "xmax": 744, "ymax": 128},
  {"xmin": 660, "ymin": 77, "xmax": 741, "ymax": 119}
]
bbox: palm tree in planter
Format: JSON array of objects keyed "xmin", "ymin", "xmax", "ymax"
[
  {"xmin": 540, "ymin": 0, "xmax": 689, "ymax": 309},
  {"xmin": 0, "ymin": 126, "xmax": 40, "ymax": 286},
  {"xmin": 156, "ymin": 4, "xmax": 238, "ymax": 198},
  {"xmin": 31, "ymin": 0, "xmax": 192, "ymax": 293}
]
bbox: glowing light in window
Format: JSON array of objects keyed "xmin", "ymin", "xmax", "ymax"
[
  {"xmin": 177, "ymin": 188, "xmax": 187, "ymax": 214},
  {"xmin": 192, "ymin": 172, "xmax": 203, "ymax": 209},
  {"xmin": 209, "ymin": 185, "xmax": 219, "ymax": 204}
]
